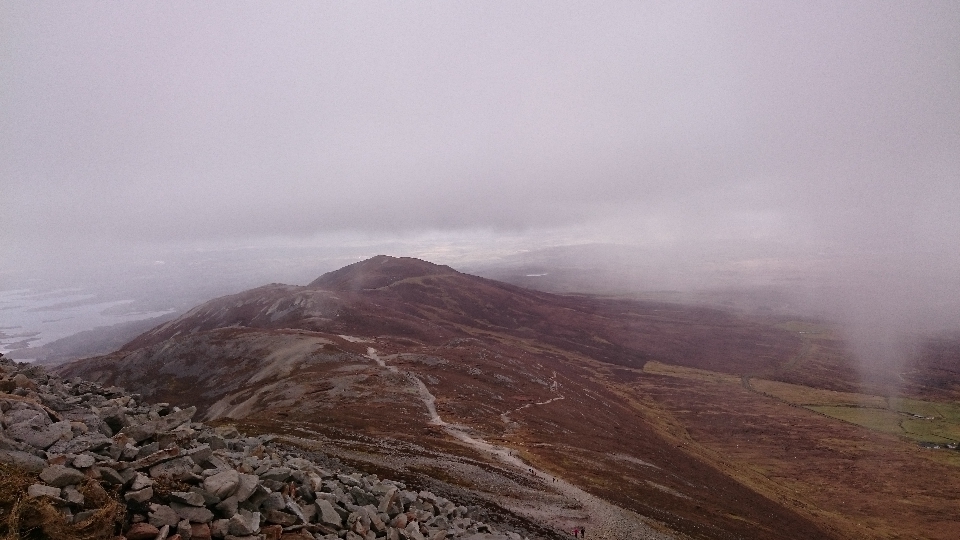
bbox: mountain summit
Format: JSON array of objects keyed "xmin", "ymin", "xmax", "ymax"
[{"xmin": 308, "ymin": 255, "xmax": 458, "ymax": 290}]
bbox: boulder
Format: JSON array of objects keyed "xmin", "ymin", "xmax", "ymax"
[
  {"xmin": 149, "ymin": 503, "xmax": 181, "ymax": 528},
  {"xmin": 261, "ymin": 492, "xmax": 285, "ymax": 512},
  {"xmin": 204, "ymin": 469, "xmax": 240, "ymax": 498},
  {"xmin": 129, "ymin": 472, "xmax": 154, "ymax": 491},
  {"xmin": 259, "ymin": 467, "xmax": 291, "ymax": 482},
  {"xmin": 171, "ymin": 490, "xmax": 206, "ymax": 507},
  {"xmin": 215, "ymin": 495, "xmax": 239, "ymax": 518},
  {"xmin": 7, "ymin": 420, "xmax": 72, "ymax": 449},
  {"xmin": 48, "ymin": 433, "xmax": 111, "ymax": 454},
  {"xmin": 233, "ymin": 473, "xmax": 259, "ymax": 502},
  {"xmin": 228, "ymin": 510, "xmax": 260, "ymax": 536},
  {"xmin": 149, "ymin": 456, "xmax": 196, "ymax": 480},
  {"xmin": 171, "ymin": 501, "xmax": 215, "ymax": 523},
  {"xmin": 95, "ymin": 465, "xmax": 125, "ymax": 485},
  {"xmin": 39, "ymin": 465, "xmax": 86, "ymax": 487},
  {"xmin": 27, "ymin": 483, "xmax": 62, "ymax": 499},
  {"xmin": 62, "ymin": 485, "xmax": 85, "ymax": 506},
  {"xmin": 179, "ymin": 520, "xmax": 194, "ymax": 540},
  {"xmin": 12, "ymin": 374, "xmax": 36, "ymax": 390},
  {"xmin": 72, "ymin": 453, "xmax": 96, "ymax": 469},
  {"xmin": 124, "ymin": 486, "xmax": 154, "ymax": 504},
  {"xmin": 0, "ymin": 449, "xmax": 46, "ymax": 472}
]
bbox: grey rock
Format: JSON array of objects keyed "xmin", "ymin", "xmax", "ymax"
[
  {"xmin": 149, "ymin": 503, "xmax": 181, "ymax": 528},
  {"xmin": 284, "ymin": 496, "xmax": 308, "ymax": 524},
  {"xmin": 7, "ymin": 420, "xmax": 72, "ymax": 449},
  {"xmin": 171, "ymin": 490, "xmax": 206, "ymax": 507},
  {"xmin": 120, "ymin": 443, "xmax": 139, "ymax": 461},
  {"xmin": 363, "ymin": 505, "xmax": 385, "ymax": 532},
  {"xmin": 62, "ymin": 485, "xmax": 85, "ymax": 506},
  {"xmin": 129, "ymin": 472, "xmax": 154, "ymax": 491},
  {"xmin": 2, "ymin": 407, "xmax": 47, "ymax": 428},
  {"xmin": 171, "ymin": 501, "xmax": 215, "ymax": 523},
  {"xmin": 259, "ymin": 466, "xmax": 291, "ymax": 482},
  {"xmin": 136, "ymin": 441, "xmax": 160, "ymax": 458},
  {"xmin": 378, "ymin": 486, "xmax": 398, "ymax": 514},
  {"xmin": 261, "ymin": 492, "xmax": 286, "ymax": 512},
  {"xmin": 48, "ymin": 433, "xmax": 112, "ymax": 455},
  {"xmin": 149, "ymin": 456, "xmax": 196, "ymax": 480},
  {"xmin": 40, "ymin": 465, "xmax": 86, "ymax": 487},
  {"xmin": 0, "ymin": 449, "xmax": 46, "ymax": 472},
  {"xmin": 122, "ymin": 406, "xmax": 196, "ymax": 442},
  {"xmin": 204, "ymin": 468, "xmax": 241, "ymax": 498},
  {"xmin": 228, "ymin": 510, "xmax": 260, "ymax": 536},
  {"xmin": 124, "ymin": 486, "xmax": 154, "ymax": 503},
  {"xmin": 404, "ymin": 521, "xmax": 426, "ymax": 540},
  {"xmin": 177, "ymin": 519, "xmax": 193, "ymax": 540},
  {"xmin": 350, "ymin": 486, "xmax": 377, "ymax": 507},
  {"xmin": 187, "ymin": 444, "xmax": 213, "ymax": 465},
  {"xmin": 338, "ymin": 474, "xmax": 362, "ymax": 488},
  {"xmin": 233, "ymin": 473, "xmax": 259, "ymax": 502},
  {"xmin": 71, "ymin": 453, "xmax": 96, "ymax": 468},
  {"xmin": 27, "ymin": 483, "xmax": 62, "ymax": 499},
  {"xmin": 120, "ymin": 422, "xmax": 156, "ymax": 443},
  {"xmin": 199, "ymin": 434, "xmax": 227, "ymax": 450},
  {"xmin": 215, "ymin": 495, "xmax": 239, "ymax": 518},
  {"xmin": 189, "ymin": 486, "xmax": 221, "ymax": 506},
  {"xmin": 95, "ymin": 465, "xmax": 125, "ymax": 485},
  {"xmin": 260, "ymin": 479, "xmax": 284, "ymax": 492}
]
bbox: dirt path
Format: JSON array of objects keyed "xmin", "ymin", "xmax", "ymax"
[{"xmin": 366, "ymin": 348, "xmax": 677, "ymax": 539}]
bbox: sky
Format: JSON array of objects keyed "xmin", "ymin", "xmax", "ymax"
[{"xmin": 2, "ymin": 2, "xmax": 960, "ymax": 362}]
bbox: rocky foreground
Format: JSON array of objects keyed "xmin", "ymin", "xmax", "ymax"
[{"xmin": 0, "ymin": 355, "xmax": 526, "ymax": 540}]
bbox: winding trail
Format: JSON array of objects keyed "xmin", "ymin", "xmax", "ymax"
[
  {"xmin": 366, "ymin": 347, "xmax": 675, "ymax": 539},
  {"xmin": 501, "ymin": 372, "xmax": 564, "ymax": 425}
]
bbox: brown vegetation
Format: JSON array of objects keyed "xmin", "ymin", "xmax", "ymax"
[{"xmin": 59, "ymin": 256, "xmax": 960, "ymax": 539}]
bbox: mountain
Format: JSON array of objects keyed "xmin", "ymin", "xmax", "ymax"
[{"xmin": 59, "ymin": 256, "xmax": 960, "ymax": 540}]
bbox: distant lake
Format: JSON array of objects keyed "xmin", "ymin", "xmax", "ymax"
[{"xmin": 0, "ymin": 288, "xmax": 175, "ymax": 357}]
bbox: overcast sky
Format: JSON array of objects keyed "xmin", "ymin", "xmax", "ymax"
[{"xmin": 2, "ymin": 1, "xmax": 959, "ymax": 272}]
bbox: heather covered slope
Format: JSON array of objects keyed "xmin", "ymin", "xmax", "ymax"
[
  {"xmin": 64, "ymin": 255, "xmax": 960, "ymax": 539},
  {"xmin": 60, "ymin": 256, "xmax": 841, "ymax": 539},
  {"xmin": 122, "ymin": 255, "xmax": 805, "ymax": 374}
]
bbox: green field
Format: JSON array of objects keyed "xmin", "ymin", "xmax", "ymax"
[{"xmin": 808, "ymin": 403, "xmax": 960, "ymax": 444}]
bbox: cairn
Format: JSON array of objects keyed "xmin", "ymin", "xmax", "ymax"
[{"xmin": 0, "ymin": 354, "xmax": 525, "ymax": 540}]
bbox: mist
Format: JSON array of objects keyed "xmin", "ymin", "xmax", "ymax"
[{"xmin": 2, "ymin": 2, "xmax": 959, "ymax": 376}]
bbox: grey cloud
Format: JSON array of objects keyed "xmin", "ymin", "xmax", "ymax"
[
  {"xmin": 2, "ymin": 0, "xmax": 959, "ymax": 377},
  {"xmin": 4, "ymin": 1, "xmax": 956, "ymax": 251}
]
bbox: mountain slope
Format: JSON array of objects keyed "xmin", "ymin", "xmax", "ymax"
[{"xmin": 60, "ymin": 256, "xmax": 853, "ymax": 539}]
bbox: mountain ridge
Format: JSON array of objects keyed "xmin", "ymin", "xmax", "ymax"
[{"xmin": 57, "ymin": 255, "xmax": 960, "ymax": 539}]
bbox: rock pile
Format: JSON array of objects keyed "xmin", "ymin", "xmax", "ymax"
[{"xmin": 0, "ymin": 355, "xmax": 526, "ymax": 540}]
